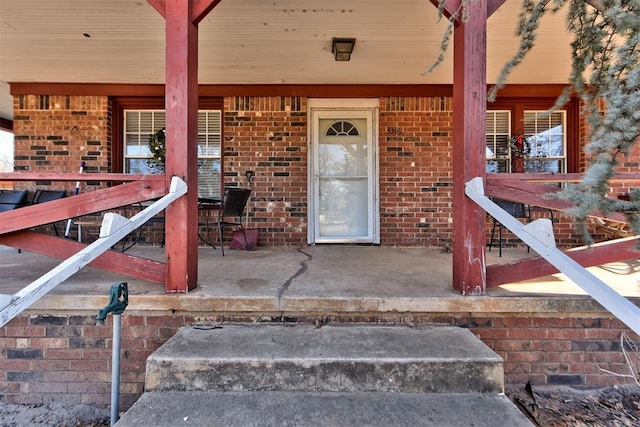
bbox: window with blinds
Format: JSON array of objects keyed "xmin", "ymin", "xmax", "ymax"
[
  {"xmin": 485, "ymin": 110, "xmax": 511, "ymax": 173},
  {"xmin": 523, "ymin": 110, "xmax": 566, "ymax": 173},
  {"xmin": 124, "ymin": 110, "xmax": 222, "ymax": 198},
  {"xmin": 486, "ymin": 109, "xmax": 567, "ymax": 174}
]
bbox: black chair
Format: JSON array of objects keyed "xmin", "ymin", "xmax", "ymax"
[
  {"xmin": 216, "ymin": 187, "xmax": 251, "ymax": 256},
  {"xmin": 31, "ymin": 189, "xmax": 67, "ymax": 204},
  {"xmin": 488, "ymin": 198, "xmax": 531, "ymax": 257},
  {"xmin": 30, "ymin": 189, "xmax": 67, "ymax": 236},
  {"xmin": 198, "ymin": 197, "xmax": 223, "ymax": 248},
  {"xmin": 0, "ymin": 189, "xmax": 28, "ymax": 212}
]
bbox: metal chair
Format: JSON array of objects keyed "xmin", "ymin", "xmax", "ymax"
[
  {"xmin": 488, "ymin": 198, "xmax": 531, "ymax": 257},
  {"xmin": 31, "ymin": 189, "xmax": 67, "ymax": 204},
  {"xmin": 0, "ymin": 189, "xmax": 28, "ymax": 212},
  {"xmin": 216, "ymin": 187, "xmax": 251, "ymax": 256},
  {"xmin": 30, "ymin": 189, "xmax": 67, "ymax": 236}
]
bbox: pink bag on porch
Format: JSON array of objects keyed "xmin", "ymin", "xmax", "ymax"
[{"xmin": 229, "ymin": 228, "xmax": 259, "ymax": 250}]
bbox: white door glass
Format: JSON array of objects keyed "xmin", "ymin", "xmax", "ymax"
[{"xmin": 317, "ymin": 118, "xmax": 369, "ymax": 239}]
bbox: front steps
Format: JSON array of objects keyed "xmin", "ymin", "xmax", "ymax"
[{"xmin": 115, "ymin": 324, "xmax": 533, "ymax": 426}]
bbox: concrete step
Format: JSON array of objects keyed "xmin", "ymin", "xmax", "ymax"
[
  {"xmin": 117, "ymin": 324, "xmax": 533, "ymax": 426},
  {"xmin": 144, "ymin": 324, "xmax": 504, "ymax": 394},
  {"xmin": 115, "ymin": 390, "xmax": 534, "ymax": 427}
]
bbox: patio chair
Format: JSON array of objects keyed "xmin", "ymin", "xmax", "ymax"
[
  {"xmin": 30, "ymin": 189, "xmax": 67, "ymax": 236},
  {"xmin": 216, "ymin": 187, "xmax": 251, "ymax": 256},
  {"xmin": 594, "ymin": 217, "xmax": 631, "ymax": 240},
  {"xmin": 488, "ymin": 198, "xmax": 531, "ymax": 257},
  {"xmin": 0, "ymin": 189, "xmax": 28, "ymax": 212}
]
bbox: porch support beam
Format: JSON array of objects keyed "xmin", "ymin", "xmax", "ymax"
[
  {"xmin": 487, "ymin": 236, "xmax": 640, "ymax": 287},
  {"xmin": 450, "ymin": 0, "xmax": 490, "ymax": 295},
  {"xmin": 148, "ymin": 0, "xmax": 219, "ymax": 292},
  {"xmin": 0, "ymin": 231, "xmax": 166, "ymax": 284},
  {"xmin": 0, "ymin": 180, "xmax": 166, "ymax": 235},
  {"xmin": 429, "ymin": 0, "xmax": 503, "ymax": 20}
]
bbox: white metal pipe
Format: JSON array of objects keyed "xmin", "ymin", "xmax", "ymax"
[{"xmin": 110, "ymin": 314, "xmax": 122, "ymax": 426}]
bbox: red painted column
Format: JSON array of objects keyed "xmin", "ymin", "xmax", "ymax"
[
  {"xmin": 149, "ymin": 0, "xmax": 220, "ymax": 292},
  {"xmin": 451, "ymin": 0, "xmax": 488, "ymax": 295},
  {"xmin": 162, "ymin": 0, "xmax": 199, "ymax": 292}
]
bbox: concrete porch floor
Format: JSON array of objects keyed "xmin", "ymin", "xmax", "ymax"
[{"xmin": 1, "ymin": 243, "xmax": 639, "ymax": 318}]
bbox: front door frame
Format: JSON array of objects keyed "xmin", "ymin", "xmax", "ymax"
[{"xmin": 307, "ymin": 98, "xmax": 380, "ymax": 244}]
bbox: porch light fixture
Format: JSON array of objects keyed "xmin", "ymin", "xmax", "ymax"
[{"xmin": 332, "ymin": 38, "xmax": 356, "ymax": 61}]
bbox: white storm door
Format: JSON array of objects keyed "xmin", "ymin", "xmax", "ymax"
[{"xmin": 310, "ymin": 105, "xmax": 378, "ymax": 243}]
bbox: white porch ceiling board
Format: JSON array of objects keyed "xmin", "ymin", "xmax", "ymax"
[
  {"xmin": 487, "ymin": 1, "xmax": 572, "ymax": 85},
  {"xmin": 197, "ymin": 0, "xmax": 451, "ymax": 84},
  {"xmin": 0, "ymin": 0, "xmax": 573, "ymax": 85},
  {"xmin": 0, "ymin": 0, "xmax": 575, "ymax": 120}
]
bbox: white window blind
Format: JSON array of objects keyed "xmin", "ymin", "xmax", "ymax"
[
  {"xmin": 523, "ymin": 111, "xmax": 566, "ymax": 173},
  {"xmin": 485, "ymin": 111, "xmax": 510, "ymax": 173},
  {"xmin": 124, "ymin": 110, "xmax": 222, "ymax": 198}
]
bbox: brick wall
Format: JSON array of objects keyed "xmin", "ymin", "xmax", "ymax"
[
  {"xmin": 13, "ymin": 95, "xmax": 110, "ymax": 190},
  {"xmin": 380, "ymin": 97, "xmax": 454, "ymax": 247},
  {"xmin": 0, "ymin": 314, "xmax": 191, "ymax": 408},
  {"xmin": 1, "ymin": 313, "xmax": 637, "ymax": 408},
  {"xmin": 9, "ymin": 93, "xmax": 636, "ymax": 247},
  {"xmin": 223, "ymin": 96, "xmax": 308, "ymax": 246},
  {"xmin": 469, "ymin": 316, "xmax": 639, "ymax": 387}
]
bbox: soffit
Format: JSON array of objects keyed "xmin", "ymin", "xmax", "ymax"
[{"xmin": 0, "ymin": 0, "xmax": 574, "ymax": 119}]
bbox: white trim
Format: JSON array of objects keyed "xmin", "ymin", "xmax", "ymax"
[
  {"xmin": 307, "ymin": 99, "xmax": 380, "ymax": 244},
  {"xmin": 308, "ymin": 98, "xmax": 379, "ymax": 109}
]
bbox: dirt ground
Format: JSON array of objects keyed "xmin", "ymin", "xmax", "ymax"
[
  {"xmin": 0, "ymin": 403, "xmax": 109, "ymax": 427},
  {"xmin": 507, "ymin": 383, "xmax": 640, "ymax": 426},
  {"xmin": 0, "ymin": 385, "xmax": 639, "ymax": 426}
]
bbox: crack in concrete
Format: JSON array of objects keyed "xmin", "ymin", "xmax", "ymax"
[{"xmin": 277, "ymin": 248, "xmax": 312, "ymax": 309}]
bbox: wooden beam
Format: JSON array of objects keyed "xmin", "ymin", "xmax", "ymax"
[
  {"xmin": 428, "ymin": 0, "xmax": 505, "ymax": 21},
  {"xmin": 450, "ymin": 0, "xmax": 488, "ymax": 295},
  {"xmin": 0, "ymin": 173, "xmax": 162, "ymax": 182},
  {"xmin": 147, "ymin": 0, "xmax": 166, "ymax": 18},
  {"xmin": 0, "ymin": 231, "xmax": 166, "ymax": 284},
  {"xmin": 156, "ymin": 0, "xmax": 219, "ymax": 292},
  {"xmin": 485, "ymin": 179, "xmax": 571, "ymax": 211},
  {"xmin": 487, "ymin": 172, "xmax": 640, "ymax": 183},
  {"xmin": 9, "ymin": 82, "xmax": 580, "ymax": 99},
  {"xmin": 487, "ymin": 236, "xmax": 640, "ymax": 287},
  {"xmin": 147, "ymin": 0, "xmax": 220, "ymax": 24},
  {"xmin": 163, "ymin": 0, "xmax": 198, "ymax": 292},
  {"xmin": 0, "ymin": 180, "xmax": 166, "ymax": 235},
  {"xmin": 192, "ymin": 0, "xmax": 222, "ymax": 24},
  {"xmin": 485, "ymin": 178, "xmax": 629, "ymax": 222}
]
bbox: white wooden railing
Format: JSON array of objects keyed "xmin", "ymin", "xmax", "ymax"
[
  {"xmin": 0, "ymin": 177, "xmax": 187, "ymax": 327},
  {"xmin": 466, "ymin": 176, "xmax": 640, "ymax": 336}
]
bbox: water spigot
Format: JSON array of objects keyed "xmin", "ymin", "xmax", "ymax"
[{"xmin": 96, "ymin": 282, "xmax": 128, "ymax": 325}]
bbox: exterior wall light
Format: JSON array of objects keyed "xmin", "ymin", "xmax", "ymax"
[{"xmin": 332, "ymin": 38, "xmax": 356, "ymax": 61}]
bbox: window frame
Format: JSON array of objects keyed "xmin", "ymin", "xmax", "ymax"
[
  {"xmin": 112, "ymin": 96, "xmax": 224, "ymax": 195},
  {"xmin": 486, "ymin": 97, "xmax": 580, "ymax": 174}
]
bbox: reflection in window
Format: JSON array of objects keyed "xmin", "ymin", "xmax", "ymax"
[
  {"xmin": 523, "ymin": 111, "xmax": 566, "ymax": 173},
  {"xmin": 318, "ymin": 119, "xmax": 368, "ymax": 237},
  {"xmin": 486, "ymin": 111, "xmax": 510, "ymax": 173},
  {"xmin": 486, "ymin": 109, "xmax": 567, "ymax": 174}
]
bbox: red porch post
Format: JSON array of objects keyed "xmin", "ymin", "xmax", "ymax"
[
  {"xmin": 149, "ymin": 0, "xmax": 220, "ymax": 292},
  {"xmin": 429, "ymin": 0, "xmax": 504, "ymax": 294},
  {"xmin": 451, "ymin": 0, "xmax": 489, "ymax": 295}
]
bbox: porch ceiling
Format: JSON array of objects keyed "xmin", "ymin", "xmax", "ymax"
[{"xmin": 0, "ymin": 0, "xmax": 573, "ymax": 120}]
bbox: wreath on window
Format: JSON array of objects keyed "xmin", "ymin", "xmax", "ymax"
[
  {"xmin": 147, "ymin": 128, "xmax": 166, "ymax": 173},
  {"xmin": 509, "ymin": 133, "xmax": 531, "ymax": 159}
]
